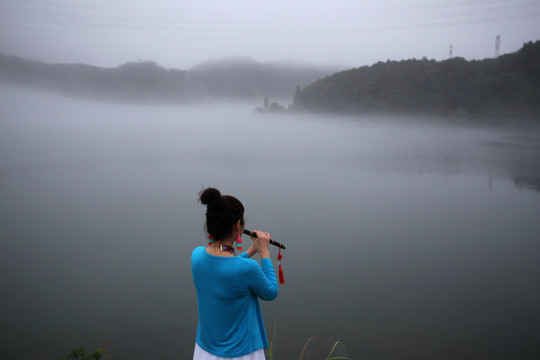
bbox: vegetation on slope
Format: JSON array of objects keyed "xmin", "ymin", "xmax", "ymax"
[
  {"xmin": 0, "ymin": 55, "xmax": 337, "ymax": 103},
  {"xmin": 293, "ymin": 41, "xmax": 540, "ymax": 119}
]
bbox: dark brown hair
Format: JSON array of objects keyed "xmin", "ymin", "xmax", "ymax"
[{"xmin": 198, "ymin": 187, "xmax": 245, "ymax": 241}]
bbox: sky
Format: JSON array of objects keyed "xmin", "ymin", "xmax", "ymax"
[{"xmin": 0, "ymin": 0, "xmax": 539, "ymax": 70}]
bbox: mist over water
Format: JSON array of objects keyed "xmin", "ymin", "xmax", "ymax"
[{"xmin": 1, "ymin": 85, "xmax": 540, "ymax": 360}]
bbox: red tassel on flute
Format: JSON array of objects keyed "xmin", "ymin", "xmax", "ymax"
[{"xmin": 277, "ymin": 248, "xmax": 285, "ymax": 284}]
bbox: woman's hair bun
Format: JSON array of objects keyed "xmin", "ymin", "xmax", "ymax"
[
  {"xmin": 198, "ymin": 187, "xmax": 245, "ymax": 240},
  {"xmin": 199, "ymin": 187, "xmax": 222, "ymax": 206}
]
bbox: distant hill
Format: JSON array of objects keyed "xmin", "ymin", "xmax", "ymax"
[
  {"xmin": 293, "ymin": 41, "xmax": 540, "ymax": 120},
  {"xmin": 188, "ymin": 56, "xmax": 339, "ymax": 101},
  {"xmin": 0, "ymin": 57, "xmax": 187, "ymax": 102},
  {"xmin": 0, "ymin": 55, "xmax": 340, "ymax": 103}
]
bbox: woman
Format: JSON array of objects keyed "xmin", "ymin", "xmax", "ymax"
[{"xmin": 191, "ymin": 187, "xmax": 278, "ymax": 360}]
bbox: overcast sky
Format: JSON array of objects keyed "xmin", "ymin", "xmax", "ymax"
[{"xmin": 1, "ymin": 0, "xmax": 539, "ymax": 70}]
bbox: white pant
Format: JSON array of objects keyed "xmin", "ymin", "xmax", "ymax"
[{"xmin": 193, "ymin": 343, "xmax": 266, "ymax": 360}]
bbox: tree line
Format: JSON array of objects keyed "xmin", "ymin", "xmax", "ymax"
[
  {"xmin": 293, "ymin": 41, "xmax": 540, "ymax": 120},
  {"xmin": 0, "ymin": 55, "xmax": 338, "ymax": 103}
]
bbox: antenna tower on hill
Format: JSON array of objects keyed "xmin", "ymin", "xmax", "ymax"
[{"xmin": 495, "ymin": 35, "xmax": 501, "ymax": 57}]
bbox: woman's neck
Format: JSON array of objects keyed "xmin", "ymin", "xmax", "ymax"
[
  {"xmin": 217, "ymin": 238, "xmax": 235, "ymax": 247},
  {"xmin": 207, "ymin": 236, "xmax": 237, "ymax": 256}
]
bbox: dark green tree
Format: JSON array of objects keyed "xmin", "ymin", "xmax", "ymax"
[{"xmin": 293, "ymin": 40, "xmax": 540, "ymax": 120}]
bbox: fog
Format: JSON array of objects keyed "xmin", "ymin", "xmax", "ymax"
[
  {"xmin": 1, "ymin": 85, "xmax": 540, "ymax": 359},
  {"xmin": 2, "ymin": 1, "xmax": 539, "ymax": 358},
  {"xmin": 1, "ymin": 0, "xmax": 540, "ymax": 69}
]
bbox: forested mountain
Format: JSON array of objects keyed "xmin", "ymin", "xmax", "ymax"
[
  {"xmin": 0, "ymin": 57, "xmax": 187, "ymax": 102},
  {"xmin": 0, "ymin": 55, "xmax": 338, "ymax": 103},
  {"xmin": 293, "ymin": 41, "xmax": 540, "ymax": 119}
]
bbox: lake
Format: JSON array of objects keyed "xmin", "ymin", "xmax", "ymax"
[{"xmin": 1, "ymin": 85, "xmax": 540, "ymax": 360}]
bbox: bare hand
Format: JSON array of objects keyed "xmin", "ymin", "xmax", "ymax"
[{"xmin": 250, "ymin": 230, "xmax": 271, "ymax": 259}]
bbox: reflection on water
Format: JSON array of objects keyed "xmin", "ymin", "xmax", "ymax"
[
  {"xmin": 514, "ymin": 174, "xmax": 540, "ymax": 191},
  {"xmin": 1, "ymin": 85, "xmax": 540, "ymax": 360}
]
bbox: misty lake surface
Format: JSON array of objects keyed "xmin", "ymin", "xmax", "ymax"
[{"xmin": 1, "ymin": 85, "xmax": 540, "ymax": 360}]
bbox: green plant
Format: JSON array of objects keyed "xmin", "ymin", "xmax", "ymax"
[
  {"xmin": 268, "ymin": 323, "xmax": 275, "ymax": 360},
  {"xmin": 61, "ymin": 341, "xmax": 110, "ymax": 360},
  {"xmin": 61, "ymin": 347, "xmax": 102, "ymax": 360},
  {"xmin": 326, "ymin": 341, "xmax": 352, "ymax": 360},
  {"xmin": 297, "ymin": 337, "xmax": 316, "ymax": 360},
  {"xmin": 297, "ymin": 337, "xmax": 352, "ymax": 360}
]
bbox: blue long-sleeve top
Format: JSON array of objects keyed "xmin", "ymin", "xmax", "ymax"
[{"xmin": 191, "ymin": 246, "xmax": 278, "ymax": 358}]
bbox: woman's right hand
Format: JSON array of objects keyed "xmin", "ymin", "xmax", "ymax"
[{"xmin": 250, "ymin": 230, "xmax": 271, "ymax": 259}]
